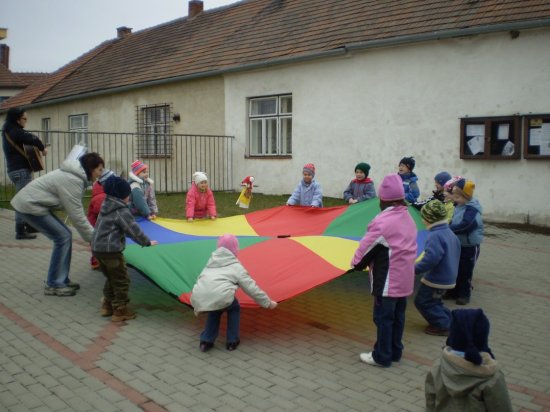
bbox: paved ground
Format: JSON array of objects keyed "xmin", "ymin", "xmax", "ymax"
[{"xmin": 1, "ymin": 207, "xmax": 549, "ymax": 412}]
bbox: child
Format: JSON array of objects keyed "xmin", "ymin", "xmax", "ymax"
[
  {"xmin": 191, "ymin": 234, "xmax": 278, "ymax": 352},
  {"xmin": 413, "ymin": 171, "xmax": 451, "ymax": 210},
  {"xmin": 351, "ymin": 173, "xmax": 417, "ymax": 367},
  {"xmin": 287, "ymin": 163, "xmax": 323, "ymax": 207},
  {"xmin": 87, "ymin": 169, "xmax": 113, "ymax": 269},
  {"xmin": 186, "ymin": 171, "xmax": 217, "ymax": 222},
  {"xmin": 92, "ymin": 175, "xmax": 158, "ymax": 322},
  {"xmin": 343, "ymin": 162, "xmax": 376, "ymax": 204},
  {"xmin": 448, "ymin": 178, "xmax": 483, "ymax": 305},
  {"xmin": 128, "ymin": 160, "xmax": 158, "ymax": 220},
  {"xmin": 398, "ymin": 156, "xmax": 420, "ymax": 203},
  {"xmin": 425, "ymin": 309, "xmax": 512, "ymax": 412},
  {"xmin": 414, "ymin": 200, "xmax": 461, "ymax": 336}
]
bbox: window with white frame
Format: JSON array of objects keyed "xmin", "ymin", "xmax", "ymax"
[
  {"xmin": 249, "ymin": 95, "xmax": 292, "ymax": 156},
  {"xmin": 41, "ymin": 117, "xmax": 51, "ymax": 145},
  {"xmin": 137, "ymin": 104, "xmax": 172, "ymax": 157},
  {"xmin": 69, "ymin": 114, "xmax": 88, "ymax": 146}
]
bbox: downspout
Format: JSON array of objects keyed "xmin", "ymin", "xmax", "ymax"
[{"xmin": 10, "ymin": 19, "xmax": 550, "ymax": 111}]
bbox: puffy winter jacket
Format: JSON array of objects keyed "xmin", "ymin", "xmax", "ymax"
[
  {"xmin": 185, "ymin": 182, "xmax": 217, "ymax": 219},
  {"xmin": 287, "ymin": 179, "xmax": 323, "ymax": 207}
]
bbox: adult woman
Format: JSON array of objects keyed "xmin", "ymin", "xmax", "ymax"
[
  {"xmin": 2, "ymin": 107, "xmax": 48, "ymax": 239},
  {"xmin": 11, "ymin": 153, "xmax": 105, "ymax": 296}
]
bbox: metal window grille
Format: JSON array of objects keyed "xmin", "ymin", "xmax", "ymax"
[{"xmin": 136, "ymin": 104, "xmax": 173, "ymax": 157}]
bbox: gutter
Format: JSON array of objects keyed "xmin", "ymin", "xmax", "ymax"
[{"xmin": 10, "ymin": 19, "xmax": 550, "ymax": 111}]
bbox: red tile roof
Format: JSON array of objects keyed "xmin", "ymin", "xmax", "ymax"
[
  {"xmin": 0, "ymin": 63, "xmax": 26, "ymax": 88},
  {"xmin": 3, "ymin": 0, "xmax": 550, "ymax": 109},
  {"xmin": 14, "ymin": 72, "xmax": 49, "ymax": 87}
]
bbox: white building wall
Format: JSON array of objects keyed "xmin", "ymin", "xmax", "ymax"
[{"xmin": 225, "ymin": 29, "xmax": 550, "ymax": 226}]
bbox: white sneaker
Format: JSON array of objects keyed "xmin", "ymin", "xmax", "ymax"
[{"xmin": 359, "ymin": 352, "xmax": 384, "ymax": 367}]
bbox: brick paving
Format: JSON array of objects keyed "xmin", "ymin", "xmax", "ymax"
[{"xmin": 1, "ymin": 207, "xmax": 549, "ymax": 411}]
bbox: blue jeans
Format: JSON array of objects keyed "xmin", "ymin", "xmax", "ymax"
[
  {"xmin": 414, "ymin": 284, "xmax": 451, "ymax": 329},
  {"xmin": 18, "ymin": 212, "xmax": 73, "ymax": 288},
  {"xmin": 455, "ymin": 246, "xmax": 480, "ymax": 299},
  {"xmin": 8, "ymin": 168, "xmax": 32, "ymax": 226},
  {"xmin": 372, "ymin": 296, "xmax": 407, "ymax": 367},
  {"xmin": 200, "ymin": 298, "xmax": 240, "ymax": 344}
]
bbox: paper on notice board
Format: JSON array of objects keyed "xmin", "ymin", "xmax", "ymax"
[
  {"xmin": 501, "ymin": 141, "xmax": 515, "ymax": 156},
  {"xmin": 497, "ymin": 124, "xmax": 509, "ymax": 140},
  {"xmin": 467, "ymin": 135, "xmax": 484, "ymax": 155},
  {"xmin": 530, "ymin": 128, "xmax": 542, "ymax": 145},
  {"xmin": 466, "ymin": 124, "xmax": 484, "ymax": 137},
  {"xmin": 540, "ymin": 123, "xmax": 550, "ymax": 155}
]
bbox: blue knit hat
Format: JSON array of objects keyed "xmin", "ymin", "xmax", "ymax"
[
  {"xmin": 447, "ymin": 309, "xmax": 494, "ymax": 365},
  {"xmin": 434, "ymin": 171, "xmax": 452, "ymax": 188},
  {"xmin": 103, "ymin": 175, "xmax": 131, "ymax": 200}
]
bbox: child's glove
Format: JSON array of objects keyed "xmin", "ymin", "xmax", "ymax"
[{"xmin": 268, "ymin": 301, "xmax": 278, "ymax": 309}]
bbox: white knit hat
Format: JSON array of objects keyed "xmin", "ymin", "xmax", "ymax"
[{"xmin": 193, "ymin": 171, "xmax": 208, "ymax": 185}]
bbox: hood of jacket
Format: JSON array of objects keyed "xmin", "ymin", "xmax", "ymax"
[
  {"xmin": 466, "ymin": 197, "xmax": 483, "ymax": 214},
  {"xmin": 205, "ymin": 247, "xmax": 239, "ymax": 268},
  {"xmin": 439, "ymin": 347, "xmax": 499, "ymax": 396},
  {"xmin": 91, "ymin": 181, "xmax": 105, "ymax": 197},
  {"xmin": 100, "ymin": 195, "xmax": 130, "ymax": 215},
  {"xmin": 128, "ymin": 171, "xmax": 154, "ymax": 185},
  {"xmin": 59, "ymin": 159, "xmax": 89, "ymax": 186}
]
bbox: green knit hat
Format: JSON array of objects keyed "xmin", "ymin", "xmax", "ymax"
[
  {"xmin": 355, "ymin": 162, "xmax": 371, "ymax": 177},
  {"xmin": 421, "ymin": 200, "xmax": 447, "ymax": 223}
]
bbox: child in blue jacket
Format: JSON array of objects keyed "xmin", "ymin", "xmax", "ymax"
[
  {"xmin": 343, "ymin": 162, "xmax": 376, "ymax": 204},
  {"xmin": 287, "ymin": 163, "xmax": 323, "ymax": 207},
  {"xmin": 398, "ymin": 156, "xmax": 420, "ymax": 203},
  {"xmin": 447, "ymin": 179, "xmax": 483, "ymax": 305},
  {"xmin": 414, "ymin": 200, "xmax": 461, "ymax": 336}
]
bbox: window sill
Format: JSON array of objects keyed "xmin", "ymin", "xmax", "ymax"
[{"xmin": 245, "ymin": 155, "xmax": 292, "ymax": 159}]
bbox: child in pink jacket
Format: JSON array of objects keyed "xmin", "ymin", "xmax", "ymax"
[
  {"xmin": 351, "ymin": 173, "xmax": 417, "ymax": 367},
  {"xmin": 186, "ymin": 171, "xmax": 217, "ymax": 222}
]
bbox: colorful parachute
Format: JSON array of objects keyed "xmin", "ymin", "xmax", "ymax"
[{"xmin": 124, "ymin": 200, "xmax": 427, "ymax": 308}]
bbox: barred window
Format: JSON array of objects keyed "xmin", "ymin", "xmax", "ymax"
[
  {"xmin": 136, "ymin": 104, "xmax": 173, "ymax": 157},
  {"xmin": 69, "ymin": 114, "xmax": 88, "ymax": 146}
]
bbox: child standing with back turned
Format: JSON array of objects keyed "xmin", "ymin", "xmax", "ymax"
[
  {"xmin": 191, "ymin": 234, "xmax": 277, "ymax": 352},
  {"xmin": 92, "ymin": 175, "xmax": 158, "ymax": 322},
  {"xmin": 414, "ymin": 200, "xmax": 461, "ymax": 336},
  {"xmin": 351, "ymin": 173, "xmax": 417, "ymax": 367}
]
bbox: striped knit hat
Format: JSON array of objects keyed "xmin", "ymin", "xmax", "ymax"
[
  {"xmin": 131, "ymin": 160, "xmax": 148, "ymax": 176},
  {"xmin": 303, "ymin": 163, "xmax": 316, "ymax": 176},
  {"xmin": 421, "ymin": 200, "xmax": 447, "ymax": 224}
]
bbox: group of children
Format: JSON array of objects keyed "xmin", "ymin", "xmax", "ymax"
[{"xmin": 84, "ymin": 156, "xmax": 507, "ymax": 410}]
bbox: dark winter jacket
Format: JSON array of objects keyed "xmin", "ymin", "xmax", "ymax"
[
  {"xmin": 2, "ymin": 123, "xmax": 45, "ymax": 173},
  {"xmin": 92, "ymin": 196, "xmax": 151, "ymax": 253},
  {"xmin": 343, "ymin": 178, "xmax": 376, "ymax": 202},
  {"xmin": 399, "ymin": 172, "xmax": 420, "ymax": 203}
]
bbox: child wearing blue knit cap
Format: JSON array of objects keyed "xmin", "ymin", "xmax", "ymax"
[{"xmin": 425, "ymin": 308, "xmax": 512, "ymax": 411}]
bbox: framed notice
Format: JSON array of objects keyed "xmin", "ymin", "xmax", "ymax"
[
  {"xmin": 524, "ymin": 114, "xmax": 550, "ymax": 159},
  {"xmin": 460, "ymin": 116, "xmax": 520, "ymax": 160}
]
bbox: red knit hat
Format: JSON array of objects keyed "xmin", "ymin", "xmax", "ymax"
[
  {"xmin": 131, "ymin": 160, "xmax": 148, "ymax": 176},
  {"xmin": 303, "ymin": 163, "xmax": 316, "ymax": 176}
]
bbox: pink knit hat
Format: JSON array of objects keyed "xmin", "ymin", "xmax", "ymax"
[
  {"xmin": 217, "ymin": 234, "xmax": 239, "ymax": 256},
  {"xmin": 131, "ymin": 160, "xmax": 148, "ymax": 176},
  {"xmin": 378, "ymin": 173, "xmax": 405, "ymax": 201},
  {"xmin": 303, "ymin": 163, "xmax": 316, "ymax": 176}
]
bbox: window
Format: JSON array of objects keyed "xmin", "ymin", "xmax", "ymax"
[
  {"xmin": 248, "ymin": 94, "xmax": 292, "ymax": 157},
  {"xmin": 524, "ymin": 114, "xmax": 550, "ymax": 159},
  {"xmin": 136, "ymin": 104, "xmax": 172, "ymax": 157},
  {"xmin": 69, "ymin": 114, "xmax": 88, "ymax": 146},
  {"xmin": 41, "ymin": 118, "xmax": 51, "ymax": 145},
  {"xmin": 460, "ymin": 116, "xmax": 520, "ymax": 160}
]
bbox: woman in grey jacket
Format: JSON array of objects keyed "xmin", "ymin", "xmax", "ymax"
[{"xmin": 11, "ymin": 153, "xmax": 105, "ymax": 296}]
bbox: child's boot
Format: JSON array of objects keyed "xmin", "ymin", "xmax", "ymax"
[
  {"xmin": 100, "ymin": 298, "xmax": 113, "ymax": 317},
  {"xmin": 111, "ymin": 305, "xmax": 136, "ymax": 322}
]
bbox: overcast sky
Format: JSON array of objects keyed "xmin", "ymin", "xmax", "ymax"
[{"xmin": 0, "ymin": 0, "xmax": 238, "ymax": 73}]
